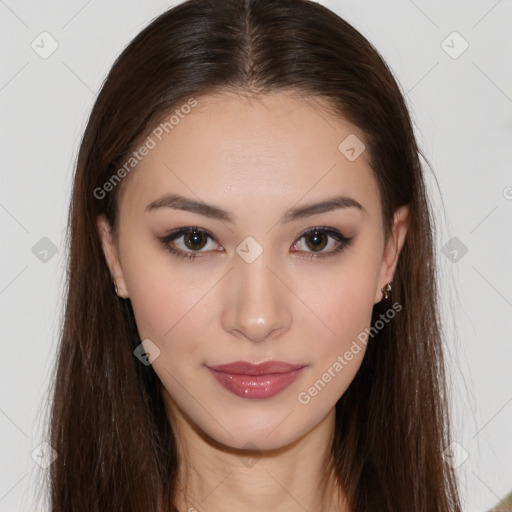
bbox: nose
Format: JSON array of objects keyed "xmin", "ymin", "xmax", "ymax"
[{"xmin": 221, "ymin": 250, "xmax": 292, "ymax": 343}]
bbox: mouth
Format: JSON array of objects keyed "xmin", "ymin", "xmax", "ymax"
[{"xmin": 206, "ymin": 360, "xmax": 307, "ymax": 399}]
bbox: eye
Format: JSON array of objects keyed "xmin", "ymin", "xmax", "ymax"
[
  {"xmin": 291, "ymin": 227, "xmax": 353, "ymax": 259},
  {"xmin": 158, "ymin": 226, "xmax": 221, "ymax": 260},
  {"xmin": 159, "ymin": 225, "xmax": 353, "ymax": 261}
]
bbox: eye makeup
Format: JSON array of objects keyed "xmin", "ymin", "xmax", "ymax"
[{"xmin": 157, "ymin": 225, "xmax": 354, "ymax": 261}]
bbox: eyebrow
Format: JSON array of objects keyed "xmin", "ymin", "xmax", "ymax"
[{"xmin": 145, "ymin": 193, "xmax": 366, "ymax": 223}]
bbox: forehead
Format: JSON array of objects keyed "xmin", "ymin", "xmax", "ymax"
[{"xmin": 116, "ymin": 90, "xmax": 380, "ymax": 220}]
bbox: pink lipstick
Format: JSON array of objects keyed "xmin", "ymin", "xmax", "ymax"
[{"xmin": 206, "ymin": 360, "xmax": 306, "ymax": 399}]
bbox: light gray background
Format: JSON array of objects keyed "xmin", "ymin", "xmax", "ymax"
[{"xmin": 1, "ymin": 1, "xmax": 511, "ymax": 511}]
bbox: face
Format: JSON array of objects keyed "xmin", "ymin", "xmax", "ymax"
[{"xmin": 97, "ymin": 91, "xmax": 408, "ymax": 451}]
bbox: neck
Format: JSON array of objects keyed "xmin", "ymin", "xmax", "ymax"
[{"xmin": 166, "ymin": 400, "xmax": 351, "ymax": 512}]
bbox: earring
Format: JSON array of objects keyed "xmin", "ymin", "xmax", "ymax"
[
  {"xmin": 112, "ymin": 281, "xmax": 118, "ymax": 295},
  {"xmin": 381, "ymin": 283, "xmax": 392, "ymax": 299}
]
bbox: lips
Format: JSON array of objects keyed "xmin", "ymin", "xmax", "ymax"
[
  {"xmin": 207, "ymin": 360, "xmax": 306, "ymax": 375},
  {"xmin": 206, "ymin": 360, "xmax": 307, "ymax": 399}
]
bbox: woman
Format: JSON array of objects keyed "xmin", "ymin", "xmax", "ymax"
[{"xmin": 45, "ymin": 0, "xmax": 463, "ymax": 510}]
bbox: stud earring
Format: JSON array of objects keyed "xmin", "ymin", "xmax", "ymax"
[{"xmin": 381, "ymin": 283, "xmax": 392, "ymax": 299}]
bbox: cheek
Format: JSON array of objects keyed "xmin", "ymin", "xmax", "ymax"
[
  {"xmin": 294, "ymin": 292, "xmax": 373, "ymax": 409},
  {"xmin": 301, "ymin": 254, "xmax": 378, "ymax": 340},
  {"xmin": 323, "ymin": 272, "xmax": 375, "ymax": 339},
  {"xmin": 293, "ymin": 252, "xmax": 379, "ymax": 397},
  {"xmin": 120, "ymin": 238, "xmax": 212, "ymax": 346}
]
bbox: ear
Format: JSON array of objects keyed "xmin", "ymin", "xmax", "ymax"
[
  {"xmin": 374, "ymin": 205, "xmax": 409, "ymax": 304},
  {"xmin": 96, "ymin": 214, "xmax": 129, "ymax": 298}
]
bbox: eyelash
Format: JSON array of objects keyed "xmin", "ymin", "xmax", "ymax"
[{"xmin": 158, "ymin": 225, "xmax": 353, "ymax": 261}]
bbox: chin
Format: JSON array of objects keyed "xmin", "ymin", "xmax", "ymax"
[{"xmin": 193, "ymin": 407, "xmax": 318, "ymax": 453}]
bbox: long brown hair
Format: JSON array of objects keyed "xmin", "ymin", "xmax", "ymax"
[{"xmin": 43, "ymin": 0, "xmax": 462, "ymax": 510}]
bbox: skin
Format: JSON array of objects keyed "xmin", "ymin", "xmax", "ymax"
[{"xmin": 97, "ymin": 90, "xmax": 409, "ymax": 512}]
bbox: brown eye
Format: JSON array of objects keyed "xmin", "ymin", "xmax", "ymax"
[
  {"xmin": 292, "ymin": 227, "xmax": 354, "ymax": 259},
  {"xmin": 184, "ymin": 230, "xmax": 208, "ymax": 250},
  {"xmin": 304, "ymin": 231, "xmax": 328, "ymax": 252},
  {"xmin": 159, "ymin": 226, "xmax": 220, "ymax": 260}
]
